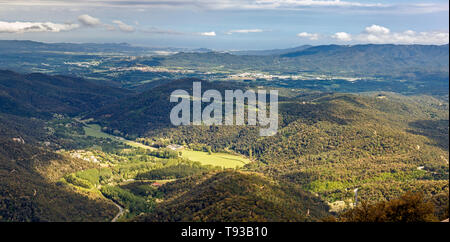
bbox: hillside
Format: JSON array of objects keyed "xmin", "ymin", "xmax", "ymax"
[
  {"xmin": 92, "ymin": 79, "xmax": 448, "ymax": 208},
  {"xmin": 0, "ymin": 71, "xmax": 132, "ymax": 221},
  {"xmin": 0, "ymin": 70, "xmax": 129, "ymax": 118},
  {"xmin": 0, "ymin": 119, "xmax": 117, "ymax": 221},
  {"xmin": 135, "ymin": 170, "xmax": 329, "ymax": 222},
  {"xmin": 91, "ymin": 78, "xmax": 249, "ymax": 136},
  {"xmin": 0, "ymin": 69, "xmax": 447, "ymax": 221}
]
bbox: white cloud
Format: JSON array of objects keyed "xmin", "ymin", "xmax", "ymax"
[
  {"xmin": 199, "ymin": 31, "xmax": 216, "ymax": 36},
  {"xmin": 226, "ymin": 29, "xmax": 264, "ymax": 35},
  {"xmin": 104, "ymin": 24, "xmax": 116, "ymax": 31},
  {"xmin": 142, "ymin": 28, "xmax": 218, "ymax": 37},
  {"xmin": 365, "ymin": 24, "xmax": 390, "ymax": 35},
  {"xmin": 78, "ymin": 14, "xmax": 101, "ymax": 27},
  {"xmin": 297, "ymin": 32, "xmax": 319, "ymax": 40},
  {"xmin": 112, "ymin": 20, "xmax": 135, "ymax": 32},
  {"xmin": 331, "ymin": 25, "xmax": 449, "ymax": 45},
  {"xmin": 0, "ymin": 1, "xmax": 447, "ymax": 14},
  {"xmin": 332, "ymin": 32, "xmax": 352, "ymax": 41},
  {"xmin": 356, "ymin": 25, "xmax": 449, "ymax": 45},
  {"xmin": 0, "ymin": 21, "xmax": 78, "ymax": 33},
  {"xmin": 77, "ymin": 14, "xmax": 135, "ymax": 33},
  {"xmin": 141, "ymin": 27, "xmax": 184, "ymax": 35},
  {"xmin": 0, "ymin": 0, "xmax": 387, "ymax": 9}
]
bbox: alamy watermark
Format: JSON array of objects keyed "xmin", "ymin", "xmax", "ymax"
[{"xmin": 170, "ymin": 82, "xmax": 278, "ymax": 136}]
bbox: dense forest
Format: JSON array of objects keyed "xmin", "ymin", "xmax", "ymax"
[{"xmin": 135, "ymin": 170, "xmax": 330, "ymax": 222}]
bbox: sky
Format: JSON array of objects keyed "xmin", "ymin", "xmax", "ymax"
[{"xmin": 0, "ymin": 0, "xmax": 448, "ymax": 50}]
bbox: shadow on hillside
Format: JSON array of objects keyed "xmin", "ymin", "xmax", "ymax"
[
  {"xmin": 0, "ymin": 138, "xmax": 117, "ymax": 222},
  {"xmin": 407, "ymin": 119, "xmax": 449, "ymax": 150}
]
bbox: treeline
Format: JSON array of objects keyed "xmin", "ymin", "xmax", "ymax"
[
  {"xmin": 100, "ymin": 185, "xmax": 154, "ymax": 218},
  {"xmin": 331, "ymin": 192, "xmax": 449, "ymax": 222}
]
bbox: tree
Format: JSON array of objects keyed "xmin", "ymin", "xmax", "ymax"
[{"xmin": 339, "ymin": 192, "xmax": 437, "ymax": 222}]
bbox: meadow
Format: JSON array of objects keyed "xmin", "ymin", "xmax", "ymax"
[
  {"xmin": 84, "ymin": 124, "xmax": 249, "ymax": 168},
  {"xmin": 84, "ymin": 124, "xmax": 156, "ymax": 150},
  {"xmin": 181, "ymin": 150, "xmax": 250, "ymax": 168}
]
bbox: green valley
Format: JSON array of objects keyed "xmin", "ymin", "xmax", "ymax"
[{"xmin": 0, "ymin": 43, "xmax": 448, "ymax": 223}]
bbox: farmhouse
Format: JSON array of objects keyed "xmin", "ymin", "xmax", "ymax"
[{"xmin": 167, "ymin": 144, "xmax": 184, "ymax": 151}]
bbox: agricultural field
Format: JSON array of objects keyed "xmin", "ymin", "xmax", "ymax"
[
  {"xmin": 181, "ymin": 150, "xmax": 251, "ymax": 168},
  {"xmin": 58, "ymin": 121, "xmax": 252, "ymax": 220},
  {"xmin": 84, "ymin": 123, "xmax": 249, "ymax": 168},
  {"xmin": 84, "ymin": 124, "xmax": 156, "ymax": 150}
]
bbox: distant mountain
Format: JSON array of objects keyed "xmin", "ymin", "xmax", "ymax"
[
  {"xmin": 162, "ymin": 44, "xmax": 449, "ymax": 74},
  {"xmin": 0, "ymin": 40, "xmax": 151, "ymax": 53},
  {"xmin": 279, "ymin": 44, "xmax": 449, "ymax": 73},
  {"xmin": 0, "ymin": 40, "xmax": 212, "ymax": 54},
  {"xmin": 0, "ymin": 70, "xmax": 130, "ymax": 118},
  {"xmin": 229, "ymin": 45, "xmax": 313, "ymax": 56}
]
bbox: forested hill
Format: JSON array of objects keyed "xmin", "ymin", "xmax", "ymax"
[
  {"xmin": 0, "ymin": 117, "xmax": 117, "ymax": 221},
  {"xmin": 135, "ymin": 170, "xmax": 330, "ymax": 222},
  {"xmin": 90, "ymin": 78, "xmax": 448, "ymax": 208},
  {"xmin": 0, "ymin": 70, "xmax": 130, "ymax": 118},
  {"xmin": 91, "ymin": 78, "xmax": 249, "ymax": 136}
]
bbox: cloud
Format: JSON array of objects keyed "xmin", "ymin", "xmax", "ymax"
[
  {"xmin": 297, "ymin": 32, "xmax": 319, "ymax": 40},
  {"xmin": 332, "ymin": 32, "xmax": 352, "ymax": 41},
  {"xmin": 78, "ymin": 14, "xmax": 101, "ymax": 27},
  {"xmin": 112, "ymin": 20, "xmax": 135, "ymax": 32},
  {"xmin": 141, "ymin": 27, "xmax": 184, "ymax": 35},
  {"xmin": 226, "ymin": 29, "xmax": 264, "ymax": 35},
  {"xmin": 357, "ymin": 25, "xmax": 448, "ymax": 44},
  {"xmin": 141, "ymin": 28, "xmax": 217, "ymax": 37},
  {"xmin": 0, "ymin": 0, "xmax": 385, "ymax": 8},
  {"xmin": 365, "ymin": 24, "xmax": 390, "ymax": 35},
  {"xmin": 77, "ymin": 14, "xmax": 135, "ymax": 33},
  {"xmin": 199, "ymin": 31, "xmax": 216, "ymax": 36},
  {"xmin": 0, "ymin": 21, "xmax": 78, "ymax": 33},
  {"xmin": 332, "ymin": 25, "xmax": 449, "ymax": 45},
  {"xmin": 2, "ymin": 0, "xmax": 447, "ymax": 14}
]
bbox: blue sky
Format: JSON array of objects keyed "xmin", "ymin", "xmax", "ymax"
[{"xmin": 0, "ymin": 0, "xmax": 448, "ymax": 50}]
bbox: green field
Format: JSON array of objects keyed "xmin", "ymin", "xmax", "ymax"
[
  {"xmin": 84, "ymin": 124, "xmax": 249, "ymax": 168},
  {"xmin": 84, "ymin": 124, "xmax": 117, "ymax": 139},
  {"xmin": 181, "ymin": 150, "xmax": 251, "ymax": 168},
  {"xmin": 83, "ymin": 124, "xmax": 156, "ymax": 150}
]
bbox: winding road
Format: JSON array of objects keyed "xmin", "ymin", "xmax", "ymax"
[{"xmin": 111, "ymin": 200, "xmax": 124, "ymax": 222}]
